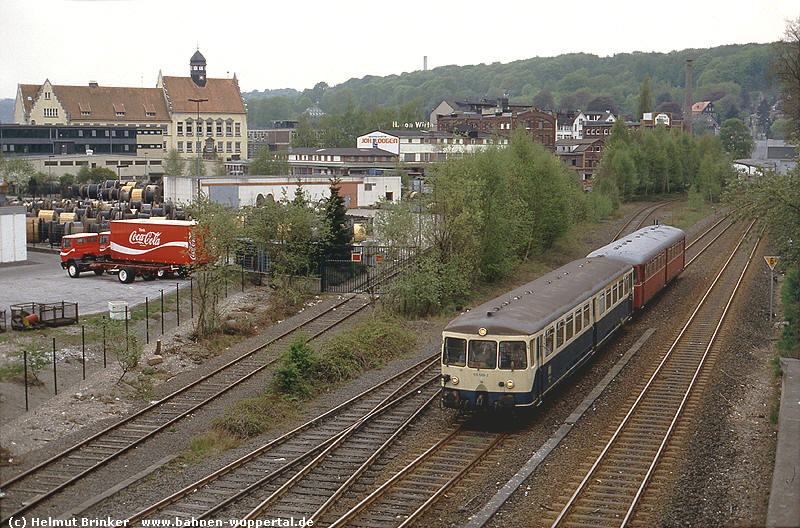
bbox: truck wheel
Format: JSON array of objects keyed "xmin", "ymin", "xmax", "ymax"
[
  {"xmin": 142, "ymin": 272, "xmax": 156, "ymax": 281},
  {"xmin": 118, "ymin": 268, "xmax": 136, "ymax": 284},
  {"xmin": 93, "ymin": 269, "xmax": 104, "ymax": 276},
  {"xmin": 67, "ymin": 261, "xmax": 81, "ymax": 278}
]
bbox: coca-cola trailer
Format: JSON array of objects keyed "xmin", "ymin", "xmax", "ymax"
[{"xmin": 60, "ymin": 219, "xmax": 199, "ymax": 283}]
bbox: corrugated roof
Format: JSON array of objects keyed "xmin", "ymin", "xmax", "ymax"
[{"xmin": 161, "ymin": 76, "xmax": 245, "ymax": 114}]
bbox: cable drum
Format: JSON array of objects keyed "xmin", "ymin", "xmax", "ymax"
[{"xmin": 131, "ymin": 188, "xmax": 144, "ymax": 202}]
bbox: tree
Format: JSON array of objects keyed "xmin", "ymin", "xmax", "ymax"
[
  {"xmin": 185, "ymin": 193, "xmax": 243, "ymax": 338},
  {"xmin": 719, "ymin": 118, "xmax": 754, "ymax": 158},
  {"xmin": 772, "ymin": 17, "xmax": 800, "ymax": 138},
  {"xmin": 532, "ymin": 90, "xmax": 555, "ymax": 110},
  {"xmin": 249, "ymin": 147, "xmax": 288, "ymax": 175},
  {"xmin": 163, "ymin": 149, "xmax": 186, "ymax": 177},
  {"xmin": 0, "ymin": 158, "xmax": 35, "ymax": 195},
  {"xmin": 637, "ymin": 75, "xmax": 653, "ymax": 120},
  {"xmin": 321, "ymin": 178, "xmax": 351, "ymax": 250},
  {"xmin": 586, "ymin": 96, "xmax": 619, "ymax": 114},
  {"xmin": 291, "ymin": 115, "xmax": 318, "ymax": 148}
]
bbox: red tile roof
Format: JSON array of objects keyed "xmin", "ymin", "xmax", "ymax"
[
  {"xmin": 161, "ymin": 77, "xmax": 245, "ymax": 114},
  {"xmin": 18, "ymin": 83, "xmax": 170, "ymax": 122}
]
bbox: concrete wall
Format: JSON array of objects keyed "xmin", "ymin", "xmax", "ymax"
[{"xmin": 0, "ymin": 206, "xmax": 28, "ymax": 263}]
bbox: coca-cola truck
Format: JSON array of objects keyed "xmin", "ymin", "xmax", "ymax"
[{"xmin": 60, "ymin": 219, "xmax": 199, "ymax": 283}]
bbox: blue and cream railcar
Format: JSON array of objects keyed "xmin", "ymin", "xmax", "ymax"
[{"xmin": 441, "ymin": 257, "xmax": 634, "ymax": 410}]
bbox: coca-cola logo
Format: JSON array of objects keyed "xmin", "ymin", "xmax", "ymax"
[{"xmin": 129, "ymin": 230, "xmax": 162, "ymax": 246}]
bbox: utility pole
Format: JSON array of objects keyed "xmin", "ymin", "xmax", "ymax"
[
  {"xmin": 188, "ymin": 98, "xmax": 208, "ymax": 179},
  {"xmin": 684, "ymin": 58, "xmax": 693, "ymax": 135}
]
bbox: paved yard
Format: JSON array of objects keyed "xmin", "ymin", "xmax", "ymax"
[{"xmin": 0, "ymin": 249, "xmax": 188, "ymax": 316}]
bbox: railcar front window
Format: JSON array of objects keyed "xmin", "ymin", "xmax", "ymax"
[
  {"xmin": 62, "ymin": 239, "xmax": 72, "ymax": 248},
  {"xmin": 499, "ymin": 341, "xmax": 527, "ymax": 370},
  {"xmin": 468, "ymin": 340, "xmax": 497, "ymax": 369},
  {"xmin": 443, "ymin": 337, "xmax": 466, "ymax": 366}
]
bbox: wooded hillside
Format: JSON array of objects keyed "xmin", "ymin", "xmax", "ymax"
[{"xmin": 244, "ymin": 43, "xmax": 777, "ymax": 128}]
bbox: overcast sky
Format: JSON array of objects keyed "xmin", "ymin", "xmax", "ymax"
[{"xmin": 1, "ymin": 0, "xmax": 798, "ymax": 99}]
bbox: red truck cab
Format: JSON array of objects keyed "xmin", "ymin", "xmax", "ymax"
[{"xmin": 60, "ymin": 232, "xmax": 110, "ymax": 277}]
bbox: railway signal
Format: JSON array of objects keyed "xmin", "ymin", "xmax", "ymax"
[{"xmin": 764, "ymin": 256, "xmax": 780, "ymax": 322}]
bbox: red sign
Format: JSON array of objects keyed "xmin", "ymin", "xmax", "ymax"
[
  {"xmin": 375, "ymin": 254, "xmax": 385, "ymax": 262},
  {"xmin": 351, "ymin": 253, "xmax": 362, "ymax": 262}
]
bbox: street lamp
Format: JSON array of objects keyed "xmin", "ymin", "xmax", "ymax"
[{"xmin": 188, "ymin": 98, "xmax": 208, "ymax": 179}]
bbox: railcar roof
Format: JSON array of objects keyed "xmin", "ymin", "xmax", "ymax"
[
  {"xmin": 444, "ymin": 257, "xmax": 630, "ymax": 337},
  {"xmin": 586, "ymin": 224, "xmax": 684, "ymax": 264}
]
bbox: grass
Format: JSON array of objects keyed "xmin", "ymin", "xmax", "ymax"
[
  {"xmin": 209, "ymin": 313, "xmax": 417, "ymax": 442},
  {"xmin": 0, "ymin": 362, "xmax": 24, "ymax": 381},
  {"xmin": 177, "ymin": 430, "xmax": 241, "ymax": 464}
]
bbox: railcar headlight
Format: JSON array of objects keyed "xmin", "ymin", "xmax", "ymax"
[
  {"xmin": 506, "ymin": 380, "xmax": 515, "ymax": 389},
  {"xmin": 450, "ymin": 376, "xmax": 459, "ymax": 385}
]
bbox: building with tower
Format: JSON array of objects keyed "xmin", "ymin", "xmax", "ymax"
[{"xmin": 12, "ymin": 50, "xmax": 247, "ymax": 165}]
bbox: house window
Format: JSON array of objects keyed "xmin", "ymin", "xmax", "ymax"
[
  {"xmin": 177, "ymin": 141, "xmax": 183, "ymax": 152},
  {"xmin": 44, "ymin": 108, "xmax": 58, "ymax": 117},
  {"xmin": 385, "ymin": 191, "xmax": 393, "ymax": 201},
  {"xmin": 217, "ymin": 141, "xmax": 223, "ymax": 152},
  {"xmin": 186, "ymin": 142, "xmax": 192, "ymax": 152},
  {"xmin": 226, "ymin": 123, "xmax": 232, "ymax": 136},
  {"xmin": 186, "ymin": 122, "xmax": 193, "ymax": 136},
  {"xmin": 116, "ymin": 111, "xmax": 125, "ymax": 117},
  {"xmin": 216, "ymin": 123, "xmax": 222, "ymax": 134},
  {"xmin": 177, "ymin": 123, "xmax": 183, "ymax": 135},
  {"xmin": 124, "ymin": 145, "xmax": 130, "ymax": 152},
  {"xmin": 146, "ymin": 111, "xmax": 155, "ymax": 117},
  {"xmin": 226, "ymin": 141, "xmax": 232, "ymax": 152},
  {"xmin": 364, "ymin": 183, "xmax": 374, "ymax": 191},
  {"xmin": 206, "ymin": 123, "xmax": 213, "ymax": 135},
  {"xmin": 235, "ymin": 142, "xmax": 241, "ymax": 152},
  {"xmin": 234, "ymin": 123, "xmax": 241, "ymax": 136},
  {"xmin": 78, "ymin": 130, "xmax": 83, "ymax": 137},
  {"xmin": 81, "ymin": 110, "xmax": 90, "ymax": 116},
  {"xmin": 91, "ymin": 130, "xmax": 97, "ymax": 137},
  {"xmin": 44, "ymin": 91, "xmax": 51, "ymax": 100}
]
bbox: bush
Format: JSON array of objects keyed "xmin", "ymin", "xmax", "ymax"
[{"xmin": 274, "ymin": 335, "xmax": 317, "ymax": 397}]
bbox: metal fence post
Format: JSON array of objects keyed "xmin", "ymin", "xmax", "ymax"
[
  {"xmin": 81, "ymin": 325, "xmax": 86, "ymax": 380},
  {"xmin": 103, "ymin": 316, "xmax": 107, "ymax": 368},
  {"xmin": 176, "ymin": 282, "xmax": 180, "ymax": 327},
  {"xmin": 52, "ymin": 337, "xmax": 57, "ymax": 396},
  {"xmin": 145, "ymin": 296, "xmax": 149, "ymax": 344},
  {"xmin": 241, "ymin": 262, "xmax": 245, "ymax": 292},
  {"xmin": 125, "ymin": 305, "xmax": 129, "ymax": 353},
  {"xmin": 160, "ymin": 289, "xmax": 164, "ymax": 335},
  {"xmin": 190, "ymin": 277, "xmax": 194, "ymax": 319},
  {"xmin": 23, "ymin": 348, "xmax": 29, "ymax": 412}
]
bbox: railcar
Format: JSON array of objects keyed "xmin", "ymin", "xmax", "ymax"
[
  {"xmin": 587, "ymin": 224, "xmax": 685, "ymax": 308},
  {"xmin": 441, "ymin": 257, "xmax": 634, "ymax": 410}
]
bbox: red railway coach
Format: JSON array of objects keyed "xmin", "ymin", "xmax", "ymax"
[{"xmin": 587, "ymin": 224, "xmax": 685, "ymax": 309}]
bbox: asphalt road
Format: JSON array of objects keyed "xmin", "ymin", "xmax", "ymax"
[{"xmin": 0, "ymin": 249, "xmax": 188, "ymax": 316}]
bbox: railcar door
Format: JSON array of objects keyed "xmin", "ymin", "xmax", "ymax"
[{"xmin": 534, "ymin": 335, "xmax": 543, "ymax": 400}]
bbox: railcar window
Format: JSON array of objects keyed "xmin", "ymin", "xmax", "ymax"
[
  {"xmin": 584, "ymin": 304, "xmax": 590, "ymax": 326},
  {"xmin": 574, "ymin": 308, "xmax": 582, "ymax": 333},
  {"xmin": 99, "ymin": 235, "xmax": 109, "ymax": 244},
  {"xmin": 565, "ymin": 315, "xmax": 574, "ymax": 340},
  {"xmin": 499, "ymin": 341, "xmax": 527, "ymax": 370},
  {"xmin": 77, "ymin": 238, "xmax": 86, "ymax": 245},
  {"xmin": 468, "ymin": 340, "xmax": 497, "ymax": 369},
  {"xmin": 62, "ymin": 239, "xmax": 72, "ymax": 248},
  {"xmin": 613, "ymin": 282, "xmax": 619, "ymax": 304},
  {"xmin": 545, "ymin": 328, "xmax": 554, "ymax": 357},
  {"xmin": 606, "ymin": 288, "xmax": 612, "ymax": 308},
  {"xmin": 598, "ymin": 291, "xmax": 606, "ymax": 314},
  {"xmin": 556, "ymin": 321, "xmax": 565, "ymax": 348},
  {"xmin": 443, "ymin": 337, "xmax": 466, "ymax": 366},
  {"xmin": 625, "ymin": 274, "xmax": 632, "ymax": 295}
]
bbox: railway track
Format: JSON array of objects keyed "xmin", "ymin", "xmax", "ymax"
[
  {"xmin": 546, "ymin": 219, "xmax": 760, "ymax": 528},
  {"xmin": 0, "ymin": 294, "xmax": 371, "ymax": 523},
  {"xmin": 323, "ymin": 427, "xmax": 503, "ymax": 528},
  {"xmin": 610, "ymin": 202, "xmax": 671, "ymax": 243},
  {"xmin": 126, "ymin": 358, "xmax": 442, "ymax": 524}
]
